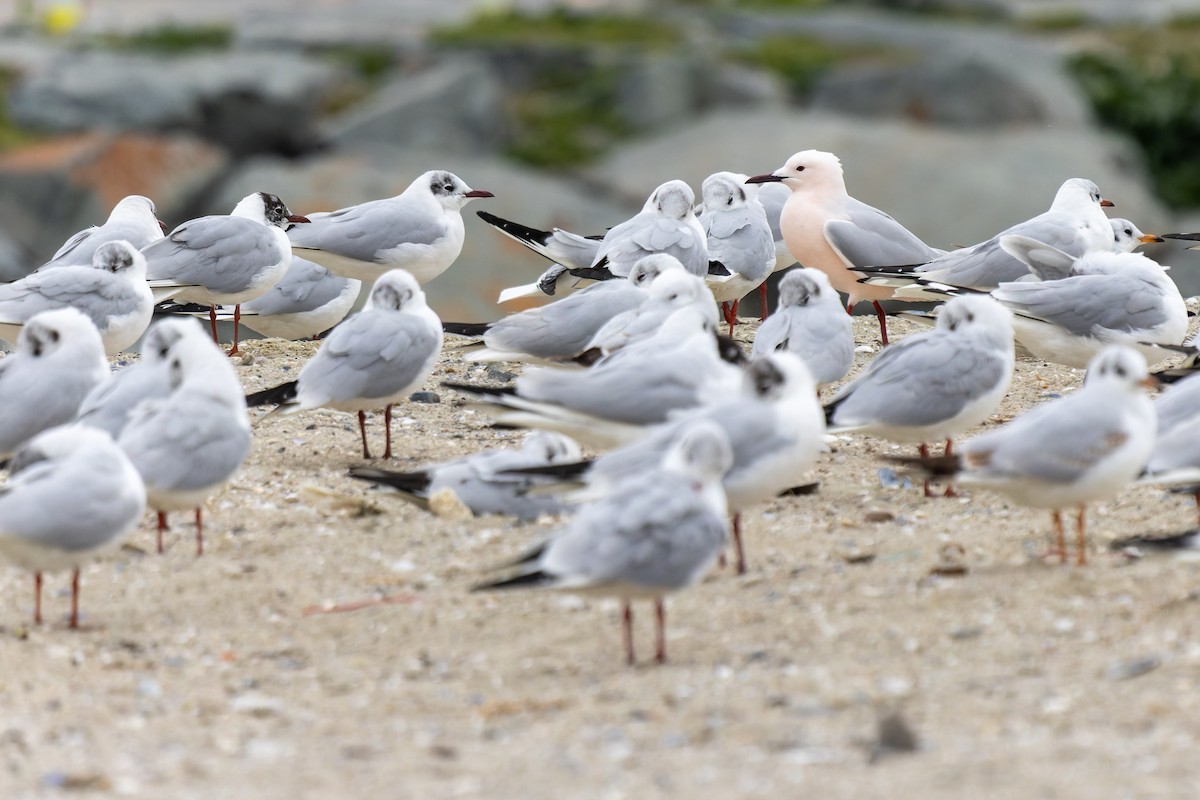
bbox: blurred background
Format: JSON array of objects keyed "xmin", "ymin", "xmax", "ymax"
[{"xmin": 1, "ymin": 0, "xmax": 1199, "ymax": 320}]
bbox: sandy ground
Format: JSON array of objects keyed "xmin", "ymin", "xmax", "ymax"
[{"xmin": 2, "ymin": 314, "xmax": 1200, "ymax": 799}]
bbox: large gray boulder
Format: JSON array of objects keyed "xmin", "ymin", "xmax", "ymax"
[
  {"xmin": 8, "ymin": 51, "xmax": 345, "ymax": 156},
  {"xmin": 209, "ymin": 148, "xmax": 639, "ymax": 321},
  {"xmin": 322, "ymin": 57, "xmax": 509, "ymax": 154},
  {"xmin": 810, "ymin": 56, "xmax": 1050, "ymax": 127}
]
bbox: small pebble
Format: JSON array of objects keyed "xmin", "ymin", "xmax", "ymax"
[
  {"xmin": 1105, "ymin": 655, "xmax": 1160, "ymax": 682},
  {"xmin": 410, "ymin": 391, "xmax": 441, "ymax": 404},
  {"xmin": 485, "ymin": 365, "xmax": 516, "ymax": 382}
]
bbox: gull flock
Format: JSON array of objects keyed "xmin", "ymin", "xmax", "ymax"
[{"xmin": 0, "ymin": 154, "xmax": 1198, "ymax": 667}]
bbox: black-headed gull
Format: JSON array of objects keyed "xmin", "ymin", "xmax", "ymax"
[
  {"xmin": 490, "ymin": 179, "xmax": 707, "ymax": 302},
  {"xmin": 245, "ymin": 269, "xmax": 442, "ymax": 459},
  {"xmin": 892, "ymin": 346, "xmax": 1157, "ymax": 565},
  {"xmin": 287, "ymin": 170, "xmax": 493, "ymax": 285},
  {"xmin": 349, "ymin": 431, "xmax": 582, "ymax": 521},
  {"xmin": 825, "ymin": 295, "xmax": 1015, "ymax": 497},
  {"xmin": 474, "ymin": 420, "xmax": 732, "ymax": 666},
  {"xmin": 0, "ymin": 426, "xmax": 145, "ymax": 628},
  {"xmin": 118, "ymin": 319, "xmax": 252, "ymax": 556},
  {"xmin": 143, "ymin": 192, "xmax": 308, "ymax": 355},
  {"xmin": 39, "ymin": 194, "xmax": 164, "ymax": 270},
  {"xmin": 0, "ymin": 308, "xmax": 108, "ymax": 459}
]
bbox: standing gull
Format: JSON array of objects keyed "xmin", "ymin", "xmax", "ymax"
[
  {"xmin": 751, "ymin": 268, "xmax": 854, "ymax": 390},
  {"xmin": 825, "ymin": 295, "xmax": 1015, "ymax": 497},
  {"xmin": 287, "ymin": 170, "xmax": 493, "ymax": 285},
  {"xmin": 118, "ymin": 320, "xmax": 252, "ymax": 556},
  {"xmin": 0, "ymin": 308, "xmax": 108, "ymax": 459},
  {"xmin": 75, "ymin": 317, "xmax": 192, "ymax": 439},
  {"xmin": 892, "ymin": 347, "xmax": 1157, "ymax": 565},
  {"xmin": 474, "ymin": 421, "xmax": 732, "ymax": 666},
  {"xmin": 699, "ymin": 171, "xmax": 775, "ymax": 335},
  {"xmin": 747, "ymin": 150, "xmax": 942, "ymax": 344},
  {"xmin": 857, "ymin": 178, "xmax": 1115, "ymax": 292},
  {"xmin": 0, "ymin": 240, "xmax": 183, "ymax": 355},
  {"xmin": 39, "ymin": 194, "xmax": 164, "ymax": 270},
  {"xmin": 143, "ymin": 192, "xmax": 309, "ymax": 355},
  {"xmin": 245, "ymin": 269, "xmax": 442, "ymax": 459},
  {"xmin": 0, "ymin": 426, "xmax": 145, "ymax": 628}
]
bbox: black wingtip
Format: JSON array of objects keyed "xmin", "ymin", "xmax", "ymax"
[
  {"xmin": 476, "ymin": 210, "xmax": 551, "ymax": 245},
  {"xmin": 442, "ymin": 321, "xmax": 492, "ymax": 337},
  {"xmin": 442, "ymin": 381, "xmax": 517, "ymax": 397},
  {"xmin": 1110, "ymin": 530, "xmax": 1200, "ymax": 551},
  {"xmin": 348, "ymin": 466, "xmax": 432, "ymax": 493},
  {"xmin": 501, "ymin": 460, "xmax": 592, "ymax": 480},
  {"xmin": 708, "ymin": 260, "xmax": 731, "ymax": 277},
  {"xmin": 882, "ymin": 453, "xmax": 962, "ymax": 478},
  {"xmin": 245, "ymin": 379, "xmax": 299, "ymax": 407},
  {"xmin": 472, "ymin": 569, "xmax": 554, "ymax": 592}
]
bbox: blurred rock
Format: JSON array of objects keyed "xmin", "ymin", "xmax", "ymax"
[
  {"xmin": 701, "ymin": 62, "xmax": 789, "ymax": 110},
  {"xmin": 0, "ymin": 132, "xmax": 228, "ymax": 266},
  {"xmin": 210, "ymin": 147, "xmax": 638, "ymax": 321},
  {"xmin": 323, "ymin": 57, "xmax": 508, "ymax": 154},
  {"xmin": 589, "ymin": 109, "xmax": 1169, "ymax": 251},
  {"xmin": 616, "ymin": 53, "xmax": 700, "ymax": 131},
  {"xmin": 8, "ymin": 51, "xmax": 344, "ymax": 156},
  {"xmin": 810, "ymin": 56, "xmax": 1048, "ymax": 127}
]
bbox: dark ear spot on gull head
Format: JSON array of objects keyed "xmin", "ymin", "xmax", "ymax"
[{"xmin": 749, "ymin": 357, "xmax": 786, "ymax": 398}]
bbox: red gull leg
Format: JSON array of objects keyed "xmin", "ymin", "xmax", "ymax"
[
  {"xmin": 156, "ymin": 511, "xmax": 168, "ymax": 554},
  {"xmin": 1075, "ymin": 505, "xmax": 1087, "ymax": 567},
  {"xmin": 69, "ymin": 568, "xmax": 80, "ymax": 629},
  {"xmin": 195, "ymin": 507, "xmax": 204, "ymax": 557},
  {"xmin": 872, "ymin": 300, "xmax": 889, "ymax": 345},
  {"xmin": 208, "ymin": 306, "xmax": 219, "ymax": 343},
  {"xmin": 846, "ymin": 301, "xmax": 854, "ymax": 315},
  {"xmin": 943, "ymin": 439, "xmax": 958, "ymax": 497},
  {"xmin": 33, "ymin": 572, "xmax": 42, "ymax": 626},
  {"xmin": 358, "ymin": 410, "xmax": 371, "ymax": 459},
  {"xmin": 383, "ymin": 404, "xmax": 394, "ymax": 460},
  {"xmin": 1048, "ymin": 509, "xmax": 1066, "ymax": 563},
  {"xmin": 728, "ymin": 299, "xmax": 740, "ymax": 337},
  {"xmin": 919, "ymin": 443, "xmax": 934, "ymax": 498},
  {"xmin": 227, "ymin": 305, "xmax": 241, "ymax": 357},
  {"xmin": 654, "ymin": 599, "xmax": 667, "ymax": 664},
  {"xmin": 732, "ymin": 513, "xmax": 746, "ymax": 575},
  {"xmin": 623, "ymin": 601, "xmax": 635, "ymax": 666},
  {"xmin": 759, "ymin": 282, "xmax": 769, "ymax": 321}
]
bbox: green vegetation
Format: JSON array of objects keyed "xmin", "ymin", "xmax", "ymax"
[
  {"xmin": 0, "ymin": 69, "xmax": 40, "ymax": 152},
  {"xmin": 734, "ymin": 34, "xmax": 902, "ymax": 101},
  {"xmin": 506, "ymin": 63, "xmax": 630, "ymax": 169},
  {"xmin": 95, "ymin": 24, "xmax": 232, "ymax": 54},
  {"xmin": 1017, "ymin": 9, "xmax": 1087, "ymax": 32},
  {"xmin": 1068, "ymin": 26, "xmax": 1200, "ymax": 208},
  {"xmin": 431, "ymin": 7, "xmax": 681, "ymax": 50},
  {"xmin": 324, "ymin": 44, "xmax": 398, "ymax": 81},
  {"xmin": 431, "ymin": 6, "xmax": 682, "ymax": 169}
]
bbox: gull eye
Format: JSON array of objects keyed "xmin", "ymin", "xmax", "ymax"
[
  {"xmin": 1115, "ymin": 364, "xmax": 1127, "ymax": 378},
  {"xmin": 49, "ymin": 329, "xmax": 59, "ymax": 343},
  {"xmin": 966, "ymin": 313, "xmax": 974, "ymax": 323}
]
